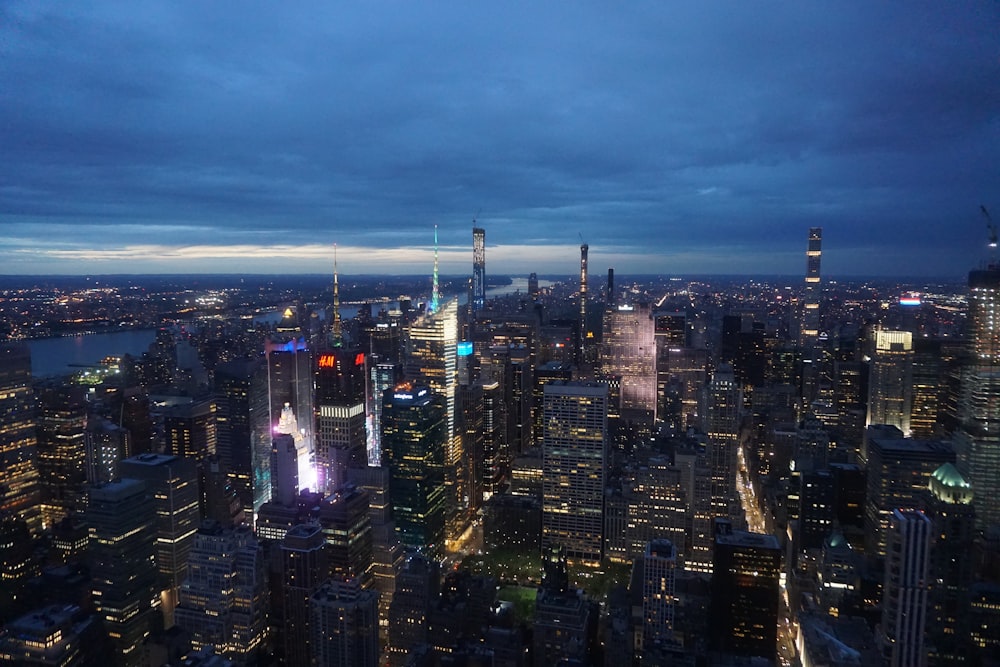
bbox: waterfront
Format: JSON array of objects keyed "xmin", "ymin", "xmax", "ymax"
[{"xmin": 27, "ymin": 329, "xmax": 158, "ymax": 378}]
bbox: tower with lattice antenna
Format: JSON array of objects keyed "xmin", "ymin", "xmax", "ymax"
[{"xmin": 331, "ymin": 243, "xmax": 342, "ymax": 345}]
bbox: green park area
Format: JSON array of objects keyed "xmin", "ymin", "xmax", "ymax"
[{"xmin": 460, "ymin": 547, "xmax": 633, "ymax": 602}]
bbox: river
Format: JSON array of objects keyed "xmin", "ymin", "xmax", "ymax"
[{"xmin": 27, "ymin": 329, "xmax": 159, "ymax": 378}]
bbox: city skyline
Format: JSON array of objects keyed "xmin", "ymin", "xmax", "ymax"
[{"xmin": 2, "ymin": 3, "xmax": 998, "ymax": 277}]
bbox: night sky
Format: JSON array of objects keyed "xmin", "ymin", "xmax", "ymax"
[{"xmin": 2, "ymin": 3, "xmax": 998, "ymax": 277}]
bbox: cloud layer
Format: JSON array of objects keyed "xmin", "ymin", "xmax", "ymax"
[{"xmin": 2, "ymin": 2, "xmax": 998, "ymax": 276}]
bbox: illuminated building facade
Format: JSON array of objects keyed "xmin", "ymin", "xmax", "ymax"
[
  {"xmin": 403, "ymin": 298, "xmax": 462, "ymax": 538},
  {"xmin": 602, "ymin": 302, "xmax": 656, "ymax": 420},
  {"xmin": 706, "ymin": 366, "xmax": 742, "ymax": 522},
  {"xmin": 956, "ymin": 267, "xmax": 1000, "ymax": 529},
  {"xmin": 541, "ymin": 381, "xmax": 608, "ymax": 565},
  {"xmin": 0, "ymin": 344, "xmax": 40, "ymax": 533},
  {"xmin": 368, "ymin": 359, "xmax": 398, "ymax": 466},
  {"xmin": 802, "ymin": 227, "xmax": 822, "ymax": 404},
  {"xmin": 87, "ymin": 479, "xmax": 160, "ymax": 666},
  {"xmin": 315, "ymin": 348, "xmax": 368, "ymax": 493},
  {"xmin": 119, "ymin": 453, "xmax": 200, "ymax": 627},
  {"xmin": 867, "ymin": 328, "xmax": 914, "ymax": 436},
  {"xmin": 265, "ymin": 336, "xmax": 315, "ymax": 491},
  {"xmin": 382, "ymin": 385, "xmax": 447, "ymax": 554},
  {"xmin": 472, "ymin": 226, "xmax": 486, "ymax": 312},
  {"xmin": 214, "ymin": 359, "xmax": 269, "ymax": 519},
  {"xmin": 174, "ymin": 521, "xmax": 267, "ymax": 662},
  {"xmin": 35, "ymin": 383, "xmax": 87, "ymax": 528}
]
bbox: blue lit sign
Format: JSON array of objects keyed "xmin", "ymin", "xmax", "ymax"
[{"xmin": 457, "ymin": 341, "xmax": 474, "ymax": 357}]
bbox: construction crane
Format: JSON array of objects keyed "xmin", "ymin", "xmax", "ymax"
[{"xmin": 983, "ymin": 205, "xmax": 997, "ymax": 249}]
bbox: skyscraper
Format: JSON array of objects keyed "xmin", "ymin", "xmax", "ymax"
[
  {"xmin": 280, "ymin": 524, "xmax": 328, "ymax": 666},
  {"xmin": 541, "ymin": 381, "xmax": 608, "ymax": 565},
  {"xmin": 802, "ymin": 227, "xmax": 822, "ymax": 404},
  {"xmin": 381, "ymin": 385, "xmax": 447, "ymax": 554},
  {"xmin": 956, "ymin": 265, "xmax": 1000, "ymax": 529},
  {"xmin": 578, "ymin": 242, "xmax": 589, "ymax": 364},
  {"xmin": 87, "ymin": 479, "xmax": 161, "ymax": 666},
  {"xmin": 710, "ymin": 520, "xmax": 782, "ymax": 662},
  {"xmin": 602, "ymin": 302, "xmax": 656, "ymax": 420},
  {"xmin": 642, "ymin": 538, "xmax": 678, "ymax": 649},
  {"xmin": 867, "ymin": 328, "xmax": 914, "ymax": 435},
  {"xmin": 310, "ymin": 578, "xmax": 380, "ymax": 667},
  {"xmin": 174, "ymin": 521, "xmax": 268, "ymax": 662},
  {"xmin": 119, "ymin": 453, "xmax": 200, "ymax": 628},
  {"xmin": 35, "ymin": 383, "xmax": 87, "ymax": 528},
  {"xmin": 265, "ymin": 335, "xmax": 314, "ymax": 491},
  {"xmin": 706, "ymin": 365, "xmax": 742, "ymax": 523},
  {"xmin": 472, "ymin": 225, "xmax": 486, "ymax": 312},
  {"xmin": 404, "ymin": 298, "xmax": 463, "ymax": 538},
  {"xmin": 214, "ymin": 358, "xmax": 269, "ymax": 518},
  {"xmin": 0, "ymin": 344, "xmax": 40, "ymax": 533},
  {"xmin": 315, "ymin": 347, "xmax": 368, "ymax": 493},
  {"xmin": 879, "ymin": 509, "xmax": 931, "ymax": 667}
]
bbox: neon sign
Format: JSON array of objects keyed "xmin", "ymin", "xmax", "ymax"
[{"xmin": 318, "ymin": 354, "xmax": 336, "ymax": 369}]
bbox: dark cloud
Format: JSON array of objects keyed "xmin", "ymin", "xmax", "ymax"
[{"xmin": 1, "ymin": 2, "xmax": 997, "ymax": 276}]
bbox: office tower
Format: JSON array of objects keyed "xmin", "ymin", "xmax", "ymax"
[
  {"xmin": 381, "ymin": 385, "xmax": 447, "ymax": 553},
  {"xmin": 174, "ymin": 521, "xmax": 267, "ymax": 662},
  {"xmin": 472, "ymin": 226, "xmax": 486, "ymax": 312},
  {"xmin": 368, "ymin": 359, "xmax": 399, "ymax": 466},
  {"xmin": 675, "ymin": 444, "xmax": 715, "ymax": 572},
  {"xmin": 0, "ymin": 344, "xmax": 41, "ymax": 533},
  {"xmin": 602, "ymin": 302, "xmax": 656, "ymax": 420},
  {"xmin": 35, "ymin": 383, "xmax": 87, "ymax": 528},
  {"xmin": 481, "ymin": 380, "xmax": 504, "ymax": 499},
  {"xmin": 607, "ymin": 267, "xmax": 615, "ymax": 308},
  {"xmin": 265, "ymin": 336, "xmax": 314, "ymax": 491},
  {"xmin": 863, "ymin": 428, "xmax": 954, "ymax": 556},
  {"xmin": 924, "ymin": 463, "xmax": 975, "ymax": 664},
  {"xmin": 802, "ymin": 227, "xmax": 822, "ymax": 404},
  {"xmin": 868, "ymin": 329, "xmax": 914, "ymax": 435},
  {"xmin": 817, "ymin": 530, "xmax": 860, "ymax": 616},
  {"xmin": 642, "ymin": 539, "xmax": 678, "ymax": 649},
  {"xmin": 710, "ymin": 520, "xmax": 782, "ymax": 662},
  {"xmin": 348, "ymin": 465, "xmax": 404, "ymax": 644},
  {"xmin": 541, "ymin": 381, "xmax": 608, "ymax": 566},
  {"xmin": 578, "ymin": 242, "xmax": 589, "ymax": 364},
  {"xmin": 202, "ymin": 454, "xmax": 244, "ymax": 526},
  {"xmin": 315, "ymin": 348, "xmax": 367, "ymax": 493},
  {"xmin": 793, "ymin": 467, "xmax": 836, "ymax": 551},
  {"xmin": 956, "ymin": 266, "xmax": 1000, "ymax": 529},
  {"xmin": 879, "ymin": 509, "xmax": 931, "ymax": 667},
  {"xmin": 910, "ymin": 339, "xmax": 944, "ymax": 438},
  {"xmin": 458, "ymin": 381, "xmax": 485, "ymax": 512},
  {"xmin": 280, "ymin": 524, "xmax": 328, "ymax": 666},
  {"xmin": 87, "ymin": 479, "xmax": 160, "ymax": 665},
  {"xmin": 214, "ymin": 359, "xmax": 269, "ymax": 519},
  {"xmin": 626, "ymin": 457, "xmax": 687, "ymax": 564},
  {"xmin": 403, "ymin": 298, "xmax": 463, "ymax": 538},
  {"xmin": 119, "ymin": 453, "xmax": 200, "ymax": 626},
  {"xmin": 311, "ymin": 578, "xmax": 380, "ymax": 667},
  {"xmin": 659, "ymin": 346, "xmax": 708, "ymax": 430},
  {"xmin": 706, "ymin": 365, "xmax": 742, "ymax": 522},
  {"xmin": 387, "ymin": 554, "xmax": 440, "ymax": 667},
  {"xmin": 84, "ymin": 417, "xmax": 129, "ymax": 485},
  {"xmin": 834, "ymin": 360, "xmax": 867, "ymax": 454},
  {"xmin": 969, "ymin": 583, "xmax": 1000, "ymax": 656},
  {"xmin": 528, "ymin": 272, "xmax": 540, "ymax": 300},
  {"xmin": 317, "ymin": 485, "xmax": 374, "ymax": 587},
  {"xmin": 532, "ymin": 361, "xmax": 573, "ymax": 449},
  {"xmin": 164, "ymin": 397, "xmax": 218, "ymax": 463}
]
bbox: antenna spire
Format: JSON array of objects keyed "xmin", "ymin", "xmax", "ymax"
[
  {"xmin": 332, "ymin": 243, "xmax": 342, "ymax": 344},
  {"xmin": 431, "ymin": 225, "xmax": 440, "ymax": 313}
]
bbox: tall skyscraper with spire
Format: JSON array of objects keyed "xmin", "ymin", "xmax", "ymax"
[
  {"xmin": 956, "ymin": 255, "xmax": 1000, "ymax": 529},
  {"xmin": 332, "ymin": 243, "xmax": 342, "ymax": 345},
  {"xmin": 472, "ymin": 225, "xmax": 485, "ymax": 312},
  {"xmin": 578, "ymin": 242, "xmax": 589, "ymax": 364},
  {"xmin": 430, "ymin": 225, "xmax": 440, "ymax": 314},
  {"xmin": 802, "ymin": 227, "xmax": 822, "ymax": 405}
]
